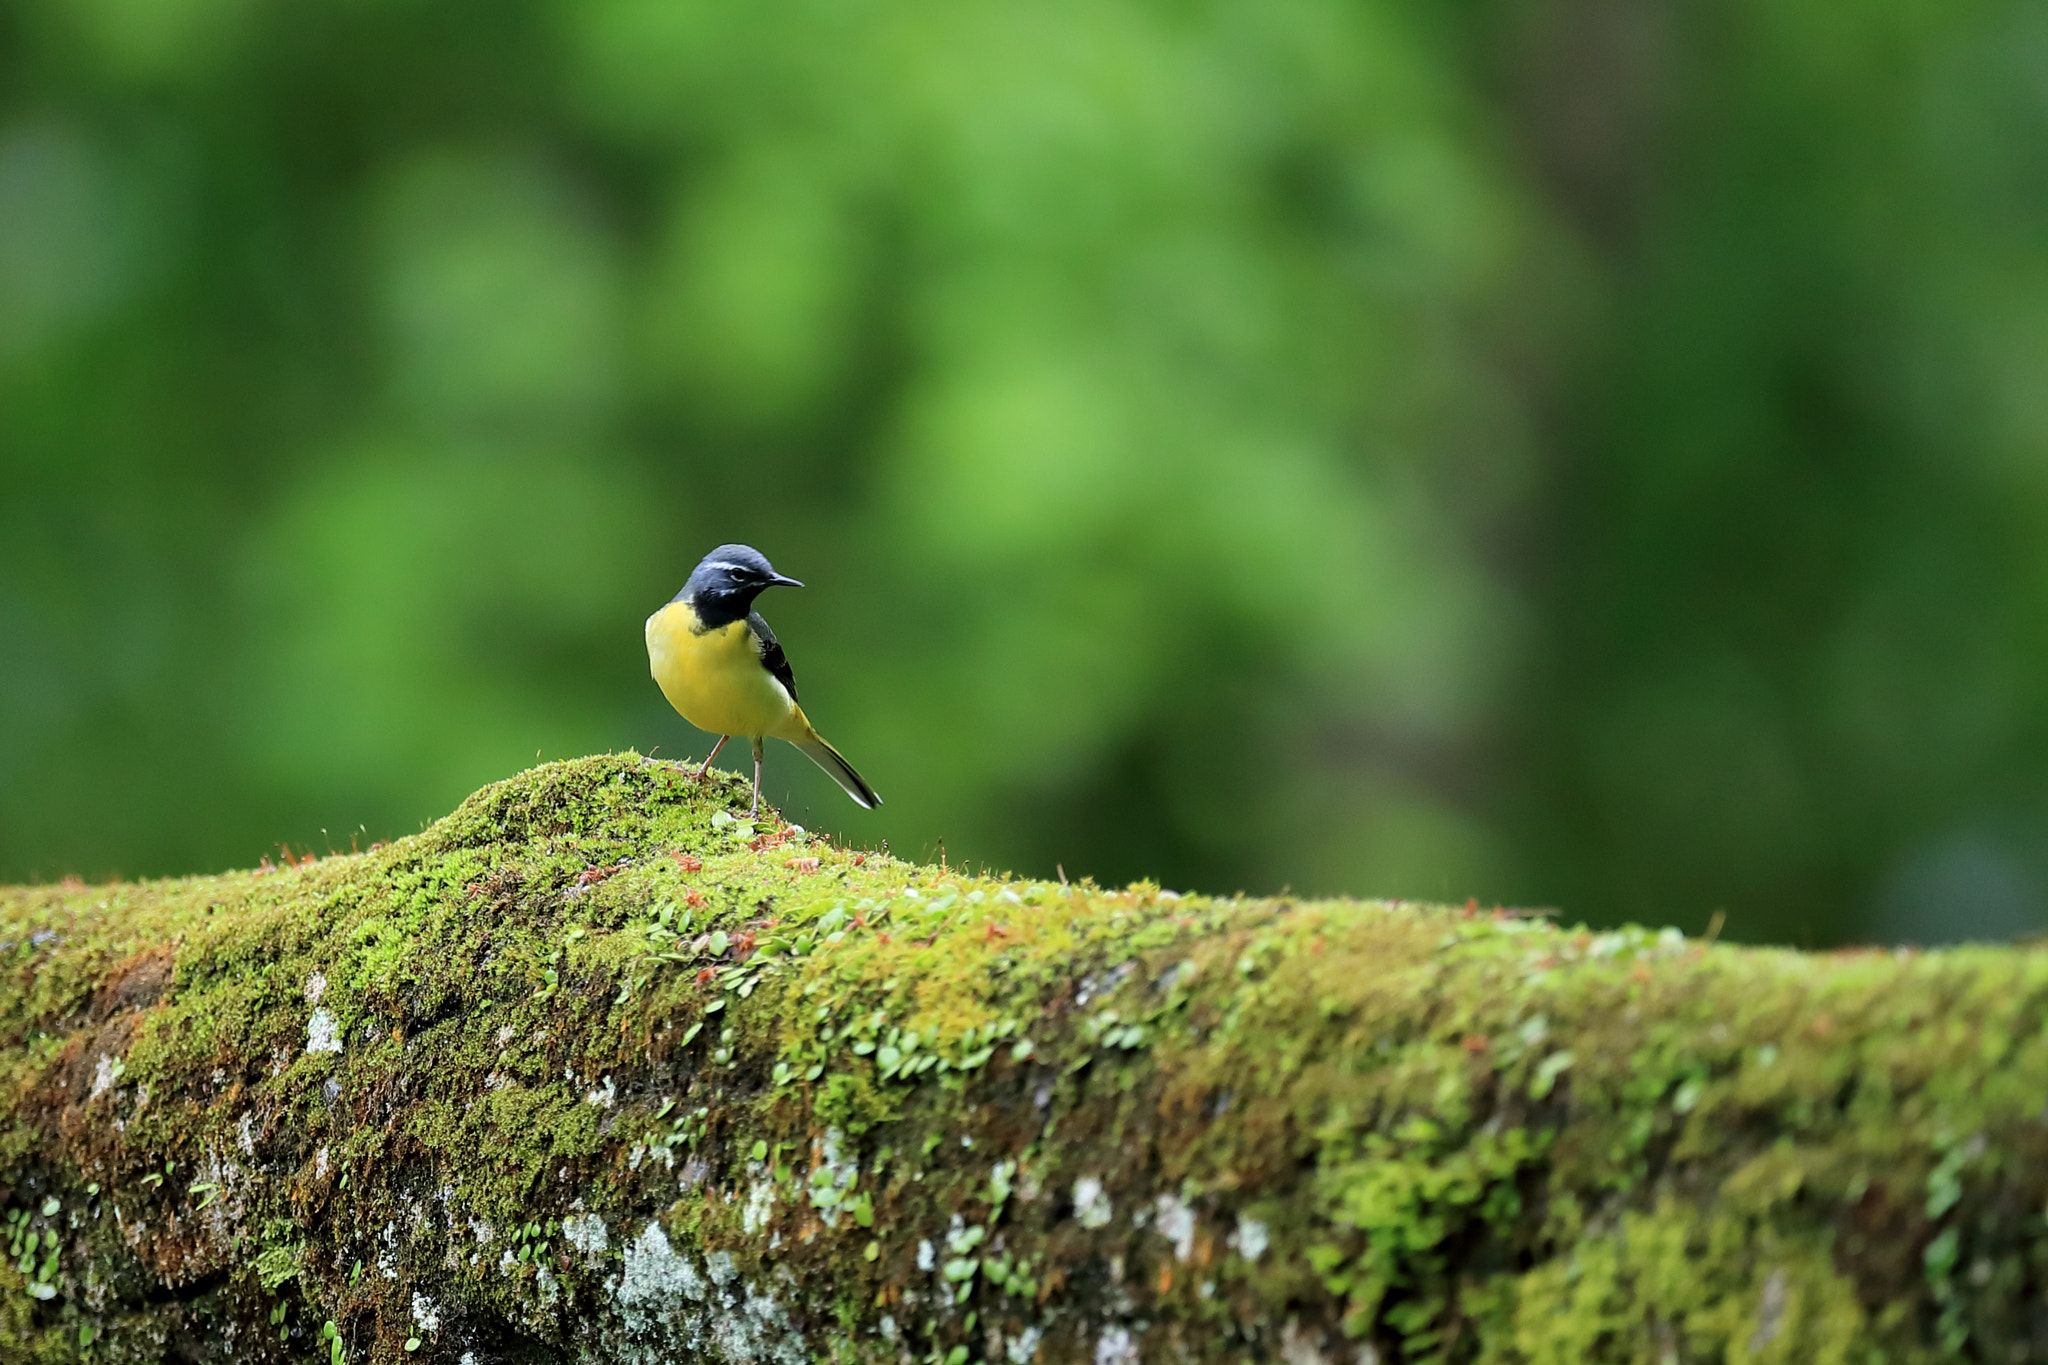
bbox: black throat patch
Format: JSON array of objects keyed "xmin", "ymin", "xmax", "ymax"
[{"xmin": 678, "ymin": 586, "xmax": 757, "ymax": 631}]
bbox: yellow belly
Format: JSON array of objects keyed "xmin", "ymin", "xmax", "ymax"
[{"xmin": 646, "ymin": 602, "xmax": 798, "ymax": 739}]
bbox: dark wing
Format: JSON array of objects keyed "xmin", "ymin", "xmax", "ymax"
[{"xmin": 748, "ymin": 611, "xmax": 799, "ymax": 703}]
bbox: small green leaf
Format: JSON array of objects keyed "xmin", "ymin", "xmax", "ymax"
[
  {"xmin": 39, "ymin": 1197, "xmax": 58, "ymax": 1216},
  {"xmin": 1924, "ymin": 1226, "xmax": 1959, "ymax": 1277},
  {"xmin": 750, "ymin": 1140, "xmax": 769, "ymax": 1161},
  {"xmin": 1531, "ymin": 1050, "xmax": 1575, "ymax": 1099},
  {"xmin": 405, "ymin": 1338, "xmax": 422, "ymax": 1352},
  {"xmin": 863, "ymin": 1239, "xmax": 880, "ymax": 1261}
]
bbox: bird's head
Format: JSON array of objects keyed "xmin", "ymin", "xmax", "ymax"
[{"xmin": 681, "ymin": 544, "xmax": 803, "ymax": 621}]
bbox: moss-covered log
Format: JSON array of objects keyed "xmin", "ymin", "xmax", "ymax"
[{"xmin": 2, "ymin": 754, "xmax": 2046, "ymax": 1364}]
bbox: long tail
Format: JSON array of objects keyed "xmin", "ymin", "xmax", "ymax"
[{"xmin": 790, "ymin": 733, "xmax": 883, "ymax": 809}]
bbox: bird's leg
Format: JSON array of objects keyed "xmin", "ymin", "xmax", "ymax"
[
  {"xmin": 696, "ymin": 735, "xmax": 728, "ymax": 778},
  {"xmin": 749, "ymin": 738, "xmax": 766, "ymax": 818}
]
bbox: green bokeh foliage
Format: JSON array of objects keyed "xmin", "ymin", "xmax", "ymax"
[{"xmin": 2, "ymin": 0, "xmax": 2046, "ymax": 946}]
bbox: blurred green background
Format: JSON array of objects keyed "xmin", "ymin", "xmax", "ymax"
[{"xmin": 5, "ymin": 0, "xmax": 2048, "ymax": 947}]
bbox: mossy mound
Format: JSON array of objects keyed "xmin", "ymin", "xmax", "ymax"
[{"xmin": 1, "ymin": 754, "xmax": 2044, "ymax": 1363}]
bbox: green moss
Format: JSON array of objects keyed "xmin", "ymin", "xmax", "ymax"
[
  {"xmin": 1479, "ymin": 1199, "xmax": 1868, "ymax": 1365},
  {"xmin": 1, "ymin": 753, "xmax": 2046, "ymax": 1362}
]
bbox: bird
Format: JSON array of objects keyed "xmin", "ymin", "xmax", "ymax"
[{"xmin": 645, "ymin": 544, "xmax": 881, "ymax": 818}]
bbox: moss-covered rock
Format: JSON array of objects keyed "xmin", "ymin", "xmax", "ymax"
[{"xmin": 1, "ymin": 754, "xmax": 2045, "ymax": 1363}]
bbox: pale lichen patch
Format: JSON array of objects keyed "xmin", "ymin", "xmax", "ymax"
[
  {"xmin": 89, "ymin": 1053, "xmax": 123, "ymax": 1100},
  {"xmin": 742, "ymin": 1176, "xmax": 774, "ymax": 1235},
  {"xmin": 1095, "ymin": 1326, "xmax": 1140, "ymax": 1365},
  {"xmin": 605, "ymin": 1224, "xmax": 805, "ymax": 1364},
  {"xmin": 306, "ymin": 1007, "xmax": 341, "ymax": 1053},
  {"xmin": 1280, "ymin": 1321, "xmax": 1328, "ymax": 1364},
  {"xmin": 1233, "ymin": 1213, "xmax": 1269, "ymax": 1262},
  {"xmin": 1074, "ymin": 1176, "xmax": 1112, "ymax": 1230},
  {"xmin": 564, "ymin": 1212, "xmax": 610, "ymax": 1258},
  {"xmin": 1154, "ymin": 1193, "xmax": 1195, "ymax": 1262}
]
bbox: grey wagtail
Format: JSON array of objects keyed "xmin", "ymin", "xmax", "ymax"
[{"xmin": 646, "ymin": 544, "xmax": 881, "ymax": 817}]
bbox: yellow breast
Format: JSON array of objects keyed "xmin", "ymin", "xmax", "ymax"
[{"xmin": 645, "ymin": 601, "xmax": 796, "ymax": 739}]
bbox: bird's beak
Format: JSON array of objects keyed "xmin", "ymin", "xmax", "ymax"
[{"xmin": 770, "ymin": 573, "xmax": 804, "ymax": 588}]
